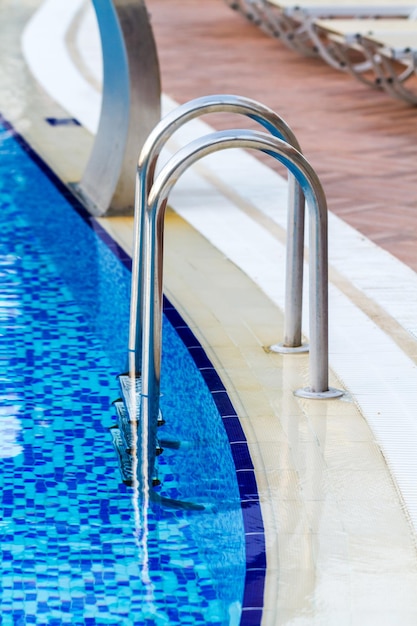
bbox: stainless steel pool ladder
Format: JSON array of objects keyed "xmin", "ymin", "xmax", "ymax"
[
  {"xmin": 127, "ymin": 95, "xmax": 343, "ymax": 489},
  {"xmin": 128, "ymin": 94, "xmax": 308, "ymax": 371}
]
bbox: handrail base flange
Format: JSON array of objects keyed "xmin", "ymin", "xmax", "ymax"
[
  {"xmin": 294, "ymin": 387, "xmax": 344, "ymax": 400},
  {"xmin": 269, "ymin": 342, "xmax": 309, "ymax": 354}
]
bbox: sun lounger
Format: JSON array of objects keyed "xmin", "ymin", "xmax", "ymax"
[
  {"xmin": 261, "ymin": 2, "xmax": 417, "ymax": 60},
  {"xmin": 310, "ymin": 18, "xmax": 415, "ymax": 82},
  {"xmin": 311, "ymin": 19, "xmax": 417, "ymax": 103},
  {"xmin": 223, "ymin": 0, "xmax": 278, "ymax": 37},
  {"xmin": 275, "ymin": 1, "xmax": 417, "ymax": 19},
  {"xmin": 224, "ymin": 0, "xmax": 417, "ymax": 104},
  {"xmin": 351, "ymin": 27, "xmax": 417, "ymax": 104},
  {"xmin": 224, "ymin": 0, "xmax": 417, "ymax": 62}
]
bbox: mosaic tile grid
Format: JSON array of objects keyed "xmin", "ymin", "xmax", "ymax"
[
  {"xmin": 0, "ymin": 125, "xmax": 251, "ymax": 624},
  {"xmin": 7, "ymin": 115, "xmax": 267, "ymax": 620}
]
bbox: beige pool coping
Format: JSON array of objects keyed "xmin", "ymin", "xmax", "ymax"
[
  {"xmin": 105, "ymin": 209, "xmax": 417, "ymax": 625},
  {"xmin": 2, "ymin": 1, "xmax": 417, "ymax": 624}
]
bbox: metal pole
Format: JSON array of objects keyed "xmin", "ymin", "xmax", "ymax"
[{"xmin": 270, "ymin": 175, "xmax": 307, "ymax": 353}]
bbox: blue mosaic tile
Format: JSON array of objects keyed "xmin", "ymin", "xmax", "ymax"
[
  {"xmin": 241, "ymin": 500, "xmax": 265, "ymax": 534},
  {"xmin": 200, "ymin": 368, "xmax": 226, "ymax": 392},
  {"xmin": 242, "ymin": 568, "xmax": 266, "ymax": 608},
  {"xmin": 187, "ymin": 345, "xmax": 214, "ymax": 369},
  {"xmin": 172, "ymin": 325, "xmax": 201, "ymax": 349},
  {"xmin": 237, "ymin": 470, "xmax": 260, "ymax": 501},
  {"xmin": 161, "ymin": 305, "xmax": 187, "ymax": 329},
  {"xmin": 211, "ymin": 391, "xmax": 238, "ymax": 417},
  {"xmin": 0, "ymin": 115, "xmax": 266, "ymax": 624},
  {"xmin": 223, "ymin": 417, "xmax": 248, "ymax": 443},
  {"xmin": 230, "ymin": 443, "xmax": 255, "ymax": 469},
  {"xmin": 45, "ymin": 117, "xmax": 81, "ymax": 126},
  {"xmin": 240, "ymin": 608, "xmax": 264, "ymax": 625},
  {"xmin": 245, "ymin": 534, "xmax": 267, "ymax": 570}
]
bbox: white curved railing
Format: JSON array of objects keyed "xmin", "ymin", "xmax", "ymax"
[{"xmin": 74, "ymin": 0, "xmax": 161, "ymax": 215}]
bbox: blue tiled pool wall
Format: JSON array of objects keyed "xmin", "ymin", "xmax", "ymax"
[
  {"xmin": 0, "ymin": 115, "xmax": 266, "ymax": 624},
  {"xmin": 162, "ymin": 303, "xmax": 266, "ymax": 625}
]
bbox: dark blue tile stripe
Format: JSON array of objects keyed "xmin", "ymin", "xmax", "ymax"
[
  {"xmin": 163, "ymin": 296, "xmax": 267, "ymax": 620},
  {"xmin": 0, "ymin": 112, "xmax": 267, "ymax": 621},
  {"xmin": 45, "ymin": 117, "xmax": 81, "ymax": 126}
]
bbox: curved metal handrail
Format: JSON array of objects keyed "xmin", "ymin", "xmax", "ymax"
[
  {"xmin": 138, "ymin": 128, "xmax": 342, "ymax": 487},
  {"xmin": 128, "ymin": 94, "xmax": 306, "ymax": 374},
  {"xmin": 75, "ymin": 0, "xmax": 161, "ymax": 216}
]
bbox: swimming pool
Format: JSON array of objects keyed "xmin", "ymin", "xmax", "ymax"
[{"xmin": 0, "ymin": 116, "xmax": 265, "ymax": 625}]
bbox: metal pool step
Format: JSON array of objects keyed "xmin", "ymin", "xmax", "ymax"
[
  {"xmin": 109, "ymin": 423, "xmax": 163, "ymax": 487},
  {"xmin": 118, "ymin": 373, "xmax": 165, "ymax": 426},
  {"xmin": 109, "ymin": 425, "xmax": 135, "ymax": 485},
  {"xmin": 118, "ymin": 373, "xmax": 142, "ymax": 422},
  {"xmin": 109, "ymin": 374, "xmax": 205, "ymax": 510},
  {"xmin": 109, "ymin": 373, "xmax": 163, "ymax": 486},
  {"xmin": 113, "ymin": 399, "xmax": 135, "ymax": 453}
]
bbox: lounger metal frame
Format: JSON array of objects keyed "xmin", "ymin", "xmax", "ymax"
[{"xmin": 224, "ymin": 0, "xmax": 417, "ymax": 104}]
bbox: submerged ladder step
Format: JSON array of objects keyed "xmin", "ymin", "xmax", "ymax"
[
  {"xmin": 118, "ymin": 373, "xmax": 165, "ymax": 425},
  {"xmin": 111, "ymin": 377, "xmax": 202, "ymax": 507},
  {"xmin": 113, "ymin": 399, "xmax": 136, "ymax": 453},
  {"xmin": 109, "ymin": 425, "xmax": 161, "ymax": 487},
  {"xmin": 109, "ymin": 425, "xmax": 134, "ymax": 485},
  {"xmin": 118, "ymin": 373, "xmax": 142, "ymax": 422},
  {"xmin": 109, "ymin": 373, "xmax": 166, "ymax": 486}
]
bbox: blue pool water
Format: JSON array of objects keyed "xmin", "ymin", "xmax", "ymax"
[{"xmin": 0, "ymin": 119, "xmax": 265, "ymax": 625}]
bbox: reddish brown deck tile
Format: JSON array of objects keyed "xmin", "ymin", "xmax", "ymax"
[{"xmin": 148, "ymin": 0, "xmax": 417, "ymax": 272}]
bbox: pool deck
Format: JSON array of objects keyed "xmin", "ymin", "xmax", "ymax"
[{"xmin": 2, "ymin": 0, "xmax": 417, "ymax": 624}]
